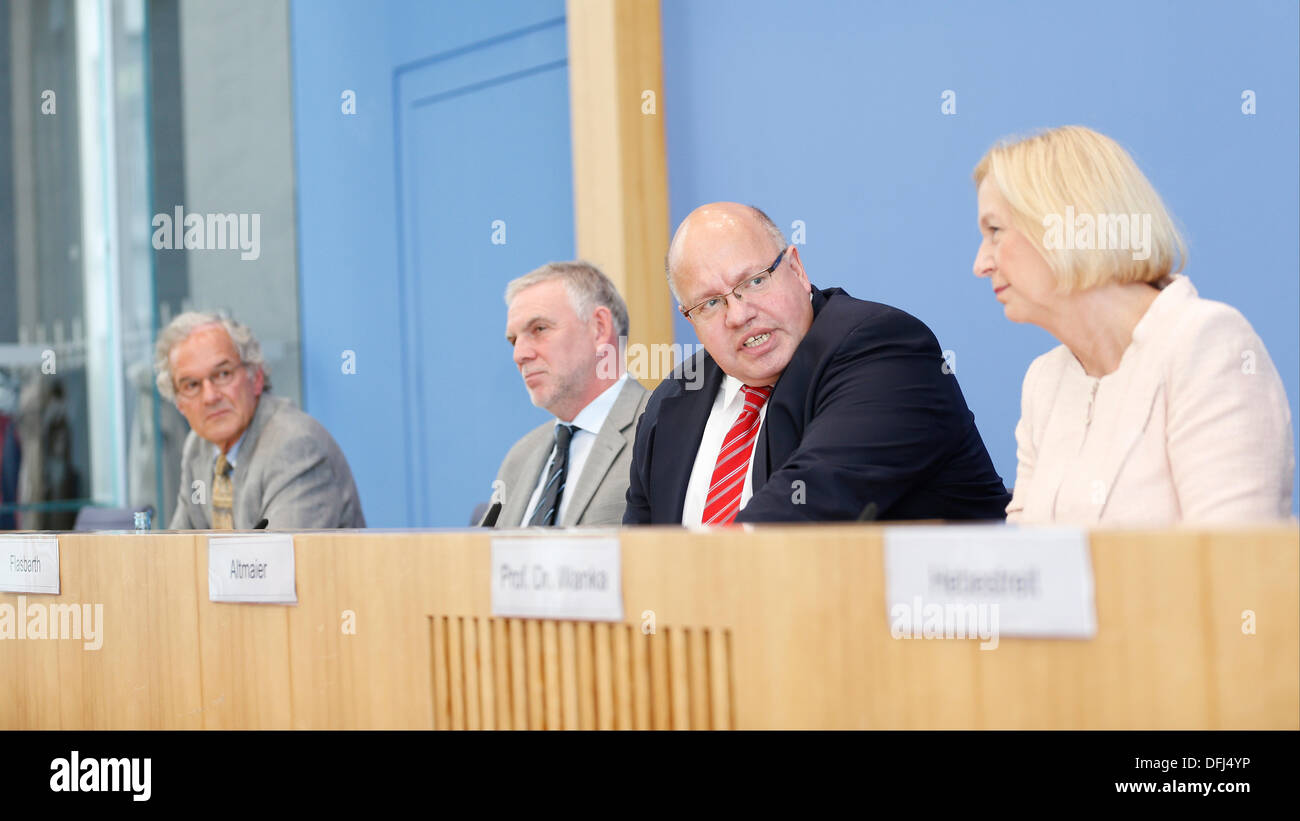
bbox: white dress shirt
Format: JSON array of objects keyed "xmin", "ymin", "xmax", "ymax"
[
  {"xmin": 681, "ymin": 375, "xmax": 771, "ymax": 526},
  {"xmin": 211, "ymin": 431, "xmax": 246, "ymax": 471},
  {"xmin": 522, "ymin": 374, "xmax": 629, "ymax": 525}
]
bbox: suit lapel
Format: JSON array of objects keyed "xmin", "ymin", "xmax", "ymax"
[
  {"xmin": 654, "ymin": 355, "xmax": 725, "ymax": 523},
  {"xmin": 562, "ymin": 380, "xmax": 643, "ymax": 525},
  {"xmin": 1088, "ymin": 281, "xmax": 1194, "ymax": 522},
  {"xmin": 752, "ymin": 286, "xmax": 831, "ymax": 493},
  {"xmin": 1087, "ymin": 349, "xmax": 1166, "ymax": 523},
  {"xmin": 189, "ymin": 439, "xmax": 215, "ymax": 529},
  {"xmin": 501, "ymin": 428, "xmax": 552, "ymax": 528},
  {"xmin": 229, "ymin": 395, "xmax": 281, "ymax": 529}
]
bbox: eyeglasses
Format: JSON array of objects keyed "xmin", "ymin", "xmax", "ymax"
[
  {"xmin": 174, "ymin": 364, "xmax": 244, "ymax": 399},
  {"xmin": 681, "ymin": 248, "xmax": 786, "ymax": 323}
]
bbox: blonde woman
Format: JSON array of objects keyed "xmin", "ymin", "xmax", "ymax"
[{"xmin": 972, "ymin": 125, "xmax": 1293, "ymax": 525}]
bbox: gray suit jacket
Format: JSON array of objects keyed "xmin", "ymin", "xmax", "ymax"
[
  {"xmin": 169, "ymin": 395, "xmax": 366, "ymax": 530},
  {"xmin": 493, "ymin": 378, "xmax": 650, "ymax": 527}
]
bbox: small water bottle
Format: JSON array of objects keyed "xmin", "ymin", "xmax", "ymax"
[{"xmin": 133, "ymin": 510, "xmax": 151, "ymax": 533}]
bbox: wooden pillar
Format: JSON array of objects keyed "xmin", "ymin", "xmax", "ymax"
[{"xmin": 566, "ymin": 0, "xmax": 674, "ymax": 383}]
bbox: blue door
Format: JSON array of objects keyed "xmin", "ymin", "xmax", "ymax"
[{"xmin": 292, "ymin": 2, "xmax": 574, "ymax": 526}]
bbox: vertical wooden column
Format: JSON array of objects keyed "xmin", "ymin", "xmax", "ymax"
[{"xmin": 566, "ymin": 0, "xmax": 674, "ymax": 381}]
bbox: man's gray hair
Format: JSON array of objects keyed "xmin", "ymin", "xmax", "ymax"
[
  {"xmin": 665, "ymin": 204, "xmax": 787, "ymax": 303},
  {"xmin": 504, "ymin": 260, "xmax": 630, "ymax": 338},
  {"xmin": 153, "ymin": 311, "xmax": 271, "ymax": 402}
]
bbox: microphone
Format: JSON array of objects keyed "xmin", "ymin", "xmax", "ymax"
[
  {"xmin": 478, "ymin": 501, "xmax": 502, "ymax": 528},
  {"xmin": 253, "ymin": 518, "xmax": 269, "ymax": 530}
]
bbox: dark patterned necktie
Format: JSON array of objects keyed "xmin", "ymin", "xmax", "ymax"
[{"xmin": 527, "ymin": 424, "xmax": 576, "ymax": 526}]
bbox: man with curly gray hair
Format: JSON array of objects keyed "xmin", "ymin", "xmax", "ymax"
[{"xmin": 154, "ymin": 311, "xmax": 365, "ymax": 529}]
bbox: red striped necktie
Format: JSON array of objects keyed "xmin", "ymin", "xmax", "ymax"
[{"xmin": 701, "ymin": 385, "xmax": 773, "ymax": 525}]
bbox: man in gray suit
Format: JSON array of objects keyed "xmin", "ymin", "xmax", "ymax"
[
  {"xmin": 493, "ymin": 261, "xmax": 649, "ymax": 527},
  {"xmin": 155, "ymin": 312, "xmax": 365, "ymax": 529}
]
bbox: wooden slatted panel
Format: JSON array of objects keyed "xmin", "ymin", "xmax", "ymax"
[
  {"xmin": 446, "ymin": 617, "xmax": 465, "ymax": 730},
  {"xmin": 430, "ymin": 616, "xmax": 450, "ymax": 730},
  {"xmin": 576, "ymin": 621, "xmax": 596, "ymax": 729},
  {"xmin": 492, "ymin": 618, "xmax": 511, "ymax": 729},
  {"xmin": 650, "ymin": 624, "xmax": 671, "ymax": 729},
  {"xmin": 462, "ymin": 617, "xmax": 481, "ymax": 731},
  {"xmin": 559, "ymin": 621, "xmax": 579, "ymax": 730},
  {"xmin": 525, "ymin": 620, "xmax": 544, "ymax": 729},
  {"xmin": 632, "ymin": 628, "xmax": 653, "ymax": 729},
  {"xmin": 542, "ymin": 621, "xmax": 561, "ymax": 730},
  {"xmin": 508, "ymin": 619, "xmax": 526, "ymax": 730},
  {"xmin": 429, "ymin": 618, "xmax": 732, "ymax": 729},
  {"xmin": 708, "ymin": 628, "xmax": 733, "ymax": 730},
  {"xmin": 688, "ymin": 627, "xmax": 709, "ymax": 729},
  {"xmin": 612, "ymin": 625, "xmax": 633, "ymax": 729},
  {"xmin": 593, "ymin": 622, "xmax": 615, "ymax": 729},
  {"xmin": 669, "ymin": 626, "xmax": 690, "ymax": 729},
  {"xmin": 475, "ymin": 618, "xmax": 495, "ymax": 730}
]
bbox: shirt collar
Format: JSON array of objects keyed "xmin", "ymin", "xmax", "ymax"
[
  {"xmin": 720, "ymin": 374, "xmax": 774, "ymax": 409},
  {"xmin": 214, "ymin": 431, "xmax": 247, "ymax": 469},
  {"xmin": 721, "ymin": 374, "xmax": 746, "ymax": 409},
  {"xmin": 1131, "ymin": 274, "xmax": 1196, "ymax": 347},
  {"xmin": 567, "ymin": 374, "xmax": 628, "ymax": 435}
]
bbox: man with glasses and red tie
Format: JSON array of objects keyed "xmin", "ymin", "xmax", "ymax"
[
  {"xmin": 624, "ymin": 202, "xmax": 1010, "ymax": 524},
  {"xmin": 156, "ymin": 312, "xmax": 365, "ymax": 530}
]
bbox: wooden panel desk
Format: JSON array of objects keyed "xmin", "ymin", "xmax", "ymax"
[{"xmin": 1, "ymin": 525, "xmax": 1295, "ymax": 729}]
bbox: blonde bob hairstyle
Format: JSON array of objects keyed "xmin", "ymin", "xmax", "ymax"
[{"xmin": 973, "ymin": 126, "xmax": 1187, "ymax": 292}]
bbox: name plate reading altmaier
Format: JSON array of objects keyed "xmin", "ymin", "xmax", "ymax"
[
  {"xmin": 883, "ymin": 526, "xmax": 1096, "ymax": 643},
  {"xmin": 491, "ymin": 535, "xmax": 623, "ymax": 621},
  {"xmin": 207, "ymin": 534, "xmax": 298, "ymax": 604},
  {"xmin": 0, "ymin": 536, "xmax": 60, "ymax": 594}
]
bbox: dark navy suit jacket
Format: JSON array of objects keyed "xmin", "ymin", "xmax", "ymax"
[{"xmin": 623, "ymin": 285, "xmax": 1011, "ymax": 523}]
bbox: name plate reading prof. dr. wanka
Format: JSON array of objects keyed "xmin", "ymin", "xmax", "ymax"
[
  {"xmin": 0, "ymin": 536, "xmax": 60, "ymax": 594},
  {"xmin": 883, "ymin": 526, "xmax": 1097, "ymax": 640},
  {"xmin": 491, "ymin": 535, "xmax": 623, "ymax": 622},
  {"xmin": 207, "ymin": 534, "xmax": 298, "ymax": 604}
]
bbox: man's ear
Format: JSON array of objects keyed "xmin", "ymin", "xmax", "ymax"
[
  {"xmin": 787, "ymin": 245, "xmax": 811, "ymax": 292},
  {"xmin": 590, "ymin": 305, "xmax": 614, "ymax": 347},
  {"xmin": 252, "ymin": 366, "xmax": 265, "ymax": 397}
]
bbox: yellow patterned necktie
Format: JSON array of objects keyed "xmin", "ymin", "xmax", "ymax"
[{"xmin": 212, "ymin": 453, "xmax": 234, "ymax": 530}]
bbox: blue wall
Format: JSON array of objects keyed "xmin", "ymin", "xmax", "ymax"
[
  {"xmin": 661, "ymin": 0, "xmax": 1300, "ymax": 513},
  {"xmin": 289, "ymin": 0, "xmax": 1299, "ymax": 525},
  {"xmin": 291, "ymin": 0, "xmax": 572, "ymax": 527}
]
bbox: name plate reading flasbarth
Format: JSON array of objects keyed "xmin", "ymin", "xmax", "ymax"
[
  {"xmin": 491, "ymin": 535, "xmax": 622, "ymax": 621},
  {"xmin": 207, "ymin": 534, "xmax": 297, "ymax": 604},
  {"xmin": 883, "ymin": 526, "xmax": 1096, "ymax": 645},
  {"xmin": 0, "ymin": 536, "xmax": 59, "ymax": 594}
]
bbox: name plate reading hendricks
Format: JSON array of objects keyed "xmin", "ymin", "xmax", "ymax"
[
  {"xmin": 883, "ymin": 526, "xmax": 1096, "ymax": 641},
  {"xmin": 207, "ymin": 534, "xmax": 297, "ymax": 604},
  {"xmin": 0, "ymin": 536, "xmax": 60, "ymax": 594},
  {"xmin": 491, "ymin": 535, "xmax": 623, "ymax": 621}
]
